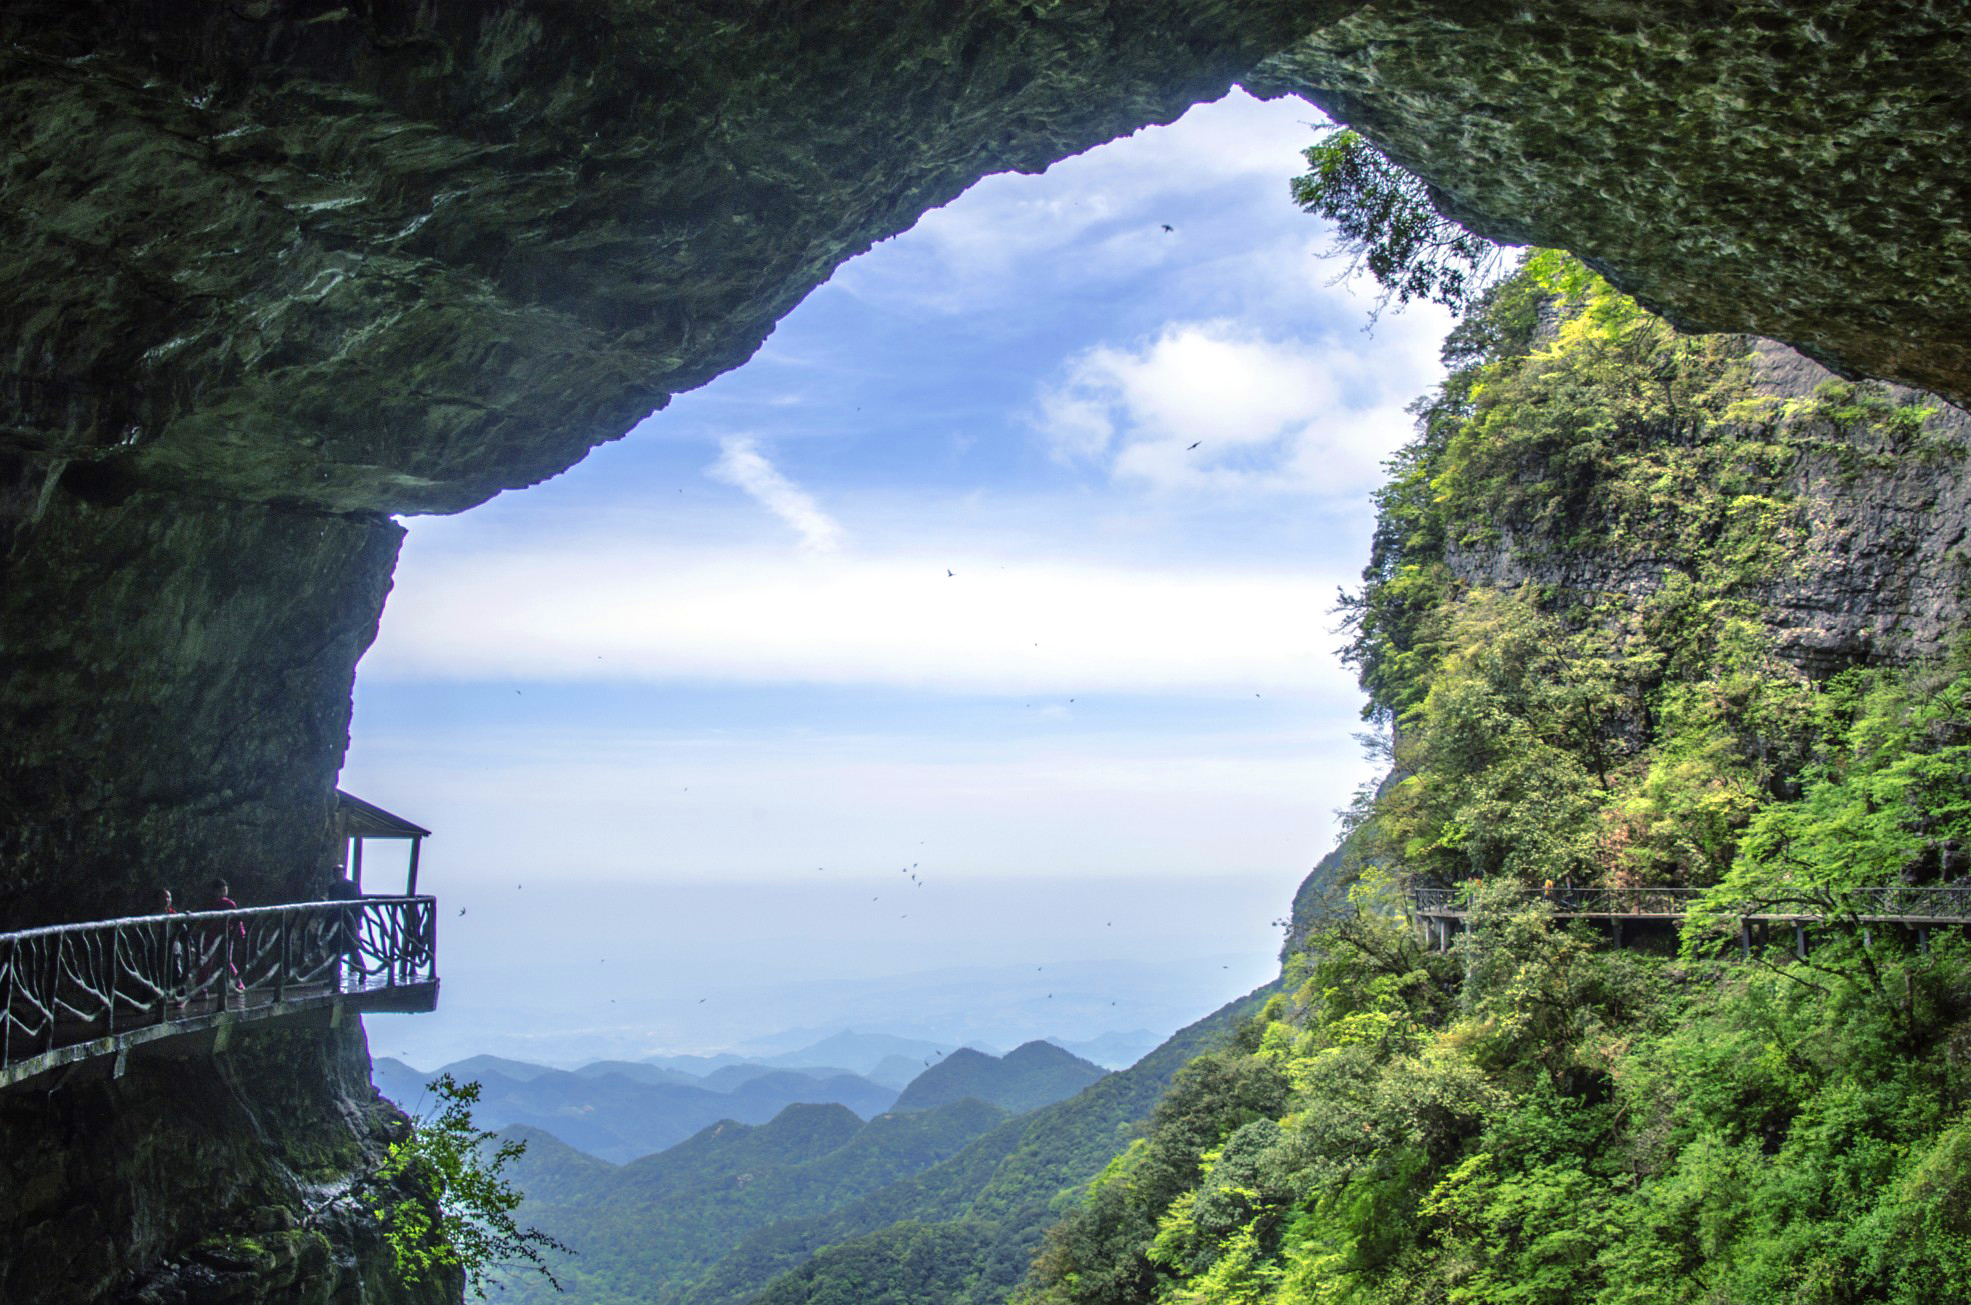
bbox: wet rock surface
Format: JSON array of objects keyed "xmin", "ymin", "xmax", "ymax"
[
  {"xmin": 0, "ymin": 479, "xmax": 400, "ymax": 925},
  {"xmin": 0, "ymin": 1020, "xmax": 457, "ymax": 1305},
  {"xmin": 1255, "ymin": 0, "xmax": 1971, "ymax": 407}
]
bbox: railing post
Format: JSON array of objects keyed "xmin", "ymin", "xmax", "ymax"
[
  {"xmin": 1, "ymin": 936, "xmax": 14, "ymax": 1069},
  {"xmin": 102, "ymin": 929, "xmax": 115, "ymax": 1037},
  {"xmin": 44, "ymin": 935, "xmax": 60, "ymax": 1056},
  {"xmin": 276, "ymin": 909, "xmax": 289, "ymax": 1005}
]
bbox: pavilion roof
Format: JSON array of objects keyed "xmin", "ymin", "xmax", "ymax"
[{"xmin": 336, "ymin": 789, "xmax": 431, "ymax": 840}]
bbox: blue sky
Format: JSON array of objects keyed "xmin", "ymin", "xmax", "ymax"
[{"xmin": 345, "ymin": 91, "xmax": 1455, "ymax": 1066}]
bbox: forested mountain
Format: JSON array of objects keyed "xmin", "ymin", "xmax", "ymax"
[
  {"xmin": 685, "ymin": 986, "xmax": 1276, "ymax": 1305},
  {"xmin": 498, "ymin": 1096, "xmax": 1010, "ymax": 1303},
  {"xmin": 373, "ymin": 1056, "xmax": 898, "ymax": 1164},
  {"xmin": 890, "ymin": 1042, "xmax": 1107, "ymax": 1115},
  {"xmin": 1011, "ymin": 255, "xmax": 1971, "ymax": 1304}
]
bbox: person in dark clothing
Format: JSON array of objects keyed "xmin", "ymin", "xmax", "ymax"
[{"xmin": 159, "ymin": 887, "xmax": 188, "ymax": 1007}]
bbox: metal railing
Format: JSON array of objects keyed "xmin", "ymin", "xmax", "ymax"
[
  {"xmin": 1412, "ymin": 884, "xmax": 1971, "ymax": 922},
  {"xmin": 0, "ymin": 896, "xmax": 436, "ymax": 1073}
]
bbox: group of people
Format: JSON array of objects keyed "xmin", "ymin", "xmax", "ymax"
[{"xmin": 156, "ymin": 878, "xmax": 248, "ymax": 1004}]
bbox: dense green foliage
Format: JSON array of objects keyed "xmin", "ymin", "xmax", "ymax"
[
  {"xmin": 1015, "ymin": 259, "xmax": 1971, "ymax": 1303},
  {"xmin": 370, "ymin": 1074, "xmax": 568, "ymax": 1299},
  {"xmin": 751, "ymin": 1222, "xmax": 996, "ymax": 1305},
  {"xmin": 1338, "ymin": 251, "xmax": 1952, "ymax": 899},
  {"xmin": 1290, "ymin": 128, "xmax": 1501, "ymax": 316},
  {"xmin": 1021, "ymin": 879, "xmax": 1971, "ymax": 1305}
]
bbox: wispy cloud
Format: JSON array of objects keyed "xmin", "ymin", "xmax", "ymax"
[{"xmin": 707, "ymin": 438, "xmax": 845, "ymax": 552}]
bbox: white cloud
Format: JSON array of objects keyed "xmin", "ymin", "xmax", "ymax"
[
  {"xmin": 706, "ymin": 437, "xmax": 845, "ymax": 552},
  {"xmin": 1031, "ymin": 320, "xmax": 1427, "ymax": 499},
  {"xmin": 360, "ymin": 538, "xmax": 1355, "ymax": 702}
]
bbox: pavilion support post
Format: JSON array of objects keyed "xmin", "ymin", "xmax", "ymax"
[
  {"xmin": 406, "ymin": 838, "xmax": 421, "ymax": 897},
  {"xmin": 1918, "ymin": 926, "xmax": 1931, "ymax": 954},
  {"xmin": 352, "ymin": 838, "xmax": 363, "ymax": 893},
  {"xmin": 1794, "ymin": 923, "xmax": 1808, "ymax": 960},
  {"xmin": 1612, "ymin": 920, "xmax": 1625, "ymax": 950},
  {"xmin": 1739, "ymin": 921, "xmax": 1752, "ymax": 961}
]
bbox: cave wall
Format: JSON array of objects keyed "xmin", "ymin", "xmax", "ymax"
[
  {"xmin": 0, "ymin": 467, "xmax": 400, "ymax": 926},
  {"xmin": 1254, "ymin": 0, "xmax": 1971, "ymax": 405}
]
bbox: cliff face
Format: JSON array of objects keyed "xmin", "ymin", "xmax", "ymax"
[
  {"xmin": 1, "ymin": 1020, "xmax": 458, "ymax": 1305},
  {"xmin": 1438, "ymin": 340, "xmax": 1971, "ymax": 677},
  {"xmin": 3, "ymin": 2, "xmax": 1969, "ymax": 1301}
]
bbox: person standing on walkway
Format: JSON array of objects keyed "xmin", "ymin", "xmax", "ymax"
[
  {"xmin": 159, "ymin": 887, "xmax": 189, "ymax": 1007},
  {"xmin": 199, "ymin": 877, "xmax": 248, "ymax": 1001}
]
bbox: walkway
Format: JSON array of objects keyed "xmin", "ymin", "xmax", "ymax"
[
  {"xmin": 1411, "ymin": 884, "xmax": 1971, "ymax": 953},
  {"xmin": 0, "ymin": 896, "xmax": 438, "ymax": 1090}
]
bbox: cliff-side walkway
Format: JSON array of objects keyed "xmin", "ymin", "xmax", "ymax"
[
  {"xmin": 0, "ymin": 897, "xmax": 437, "ymax": 1090},
  {"xmin": 1412, "ymin": 885, "xmax": 1971, "ymax": 954}
]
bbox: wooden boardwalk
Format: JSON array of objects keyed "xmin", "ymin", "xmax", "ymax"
[
  {"xmin": 1411, "ymin": 885, "xmax": 1971, "ymax": 953},
  {"xmin": 0, "ymin": 897, "xmax": 438, "ymax": 1090}
]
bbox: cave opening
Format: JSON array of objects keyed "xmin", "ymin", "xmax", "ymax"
[{"xmin": 345, "ymin": 88, "xmax": 1427, "ymax": 1072}]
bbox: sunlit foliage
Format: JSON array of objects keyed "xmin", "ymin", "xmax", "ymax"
[
  {"xmin": 373, "ymin": 1074, "xmax": 570, "ymax": 1298},
  {"xmin": 1016, "ymin": 256, "xmax": 1971, "ymax": 1303},
  {"xmin": 1290, "ymin": 128, "xmax": 1502, "ymax": 317}
]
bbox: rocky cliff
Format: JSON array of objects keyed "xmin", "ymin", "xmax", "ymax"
[
  {"xmin": 1437, "ymin": 339, "xmax": 1971, "ymax": 677},
  {"xmin": 2, "ymin": 2, "xmax": 1969, "ymax": 1301},
  {"xmin": 1, "ymin": 1020, "xmax": 459, "ymax": 1305}
]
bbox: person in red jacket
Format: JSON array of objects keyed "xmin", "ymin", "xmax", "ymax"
[{"xmin": 199, "ymin": 877, "xmax": 248, "ymax": 1001}]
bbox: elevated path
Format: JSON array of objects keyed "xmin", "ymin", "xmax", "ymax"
[
  {"xmin": 0, "ymin": 896, "xmax": 437, "ymax": 1090},
  {"xmin": 1411, "ymin": 885, "xmax": 1971, "ymax": 953}
]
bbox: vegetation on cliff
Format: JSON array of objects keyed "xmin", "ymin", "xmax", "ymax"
[{"xmin": 1013, "ymin": 258, "xmax": 1971, "ymax": 1304}]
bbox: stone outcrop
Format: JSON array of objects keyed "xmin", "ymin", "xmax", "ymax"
[
  {"xmin": 1436, "ymin": 342, "xmax": 1971, "ymax": 676},
  {"xmin": 1255, "ymin": 0, "xmax": 1971, "ymax": 408},
  {"xmin": 3, "ymin": 2, "xmax": 1970, "ymax": 1301}
]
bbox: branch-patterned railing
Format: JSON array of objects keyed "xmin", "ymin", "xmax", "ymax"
[
  {"xmin": 1412, "ymin": 884, "xmax": 1971, "ymax": 921},
  {"xmin": 0, "ymin": 896, "xmax": 436, "ymax": 1073}
]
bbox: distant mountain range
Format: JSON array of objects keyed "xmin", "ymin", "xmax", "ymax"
[
  {"xmin": 373, "ymin": 1056, "xmax": 900, "ymax": 1165},
  {"xmin": 500, "ymin": 1097, "xmax": 1008, "ymax": 1303},
  {"xmin": 486, "ymin": 986, "xmax": 1275, "ymax": 1304},
  {"xmin": 375, "ymin": 1031, "xmax": 1104, "ymax": 1167}
]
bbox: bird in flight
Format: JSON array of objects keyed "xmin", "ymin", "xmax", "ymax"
[
  {"xmin": 1161, "ymin": 223, "xmax": 1174, "ymax": 233},
  {"xmin": 946, "ymin": 568, "xmax": 955, "ymax": 577},
  {"xmin": 457, "ymin": 908, "xmax": 467, "ymax": 917},
  {"xmin": 1187, "ymin": 441, "xmax": 1201, "ymax": 450}
]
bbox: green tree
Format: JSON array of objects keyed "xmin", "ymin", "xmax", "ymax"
[
  {"xmin": 372, "ymin": 1074, "xmax": 571, "ymax": 1298},
  {"xmin": 1291, "ymin": 128, "xmax": 1501, "ymax": 316}
]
